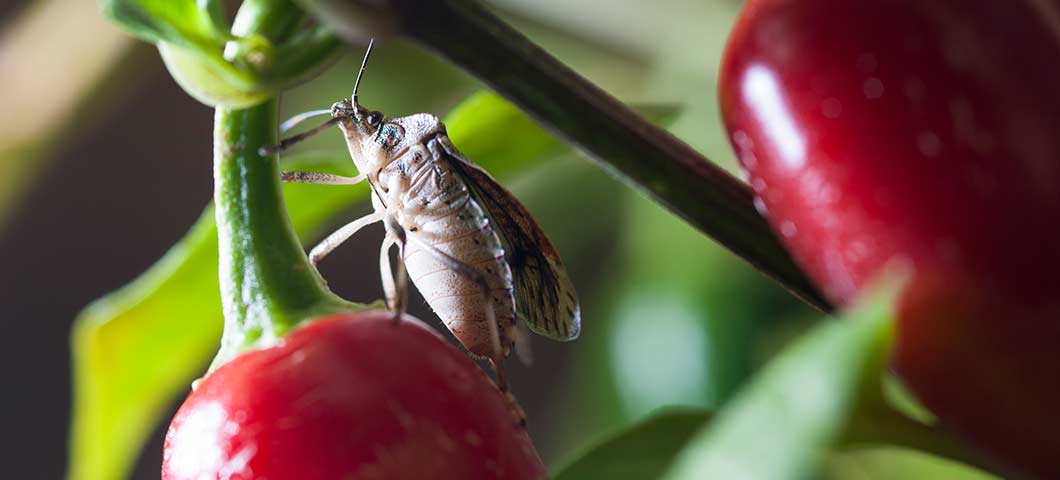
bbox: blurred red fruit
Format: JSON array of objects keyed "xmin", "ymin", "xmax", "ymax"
[{"xmin": 720, "ymin": 0, "xmax": 1060, "ymax": 477}]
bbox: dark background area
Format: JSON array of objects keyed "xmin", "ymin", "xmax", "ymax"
[{"xmin": 0, "ymin": 49, "xmax": 211, "ymax": 478}]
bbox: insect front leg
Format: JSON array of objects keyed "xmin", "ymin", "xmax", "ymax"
[
  {"xmin": 393, "ymin": 234, "xmax": 409, "ymax": 321},
  {"xmin": 379, "ymin": 235, "xmax": 397, "ymax": 312},
  {"xmin": 308, "ymin": 210, "xmax": 384, "ymax": 266},
  {"xmin": 281, "ymin": 171, "xmax": 367, "ymax": 185},
  {"xmin": 379, "ymin": 225, "xmax": 409, "ymax": 322}
]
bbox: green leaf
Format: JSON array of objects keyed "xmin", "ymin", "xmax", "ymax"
[
  {"xmin": 661, "ymin": 282, "xmax": 899, "ymax": 480},
  {"xmin": 157, "ymin": 42, "xmax": 268, "ymax": 108},
  {"xmin": 825, "ymin": 447, "xmax": 999, "ymax": 480},
  {"xmin": 102, "ymin": 0, "xmax": 262, "ymax": 106},
  {"xmin": 882, "ymin": 372, "xmax": 936, "ymax": 425},
  {"xmin": 552, "ymin": 409, "xmax": 711, "ymax": 480},
  {"xmin": 102, "ymin": 0, "xmax": 227, "ymax": 50},
  {"xmin": 446, "ymin": 91, "xmax": 679, "ymax": 171},
  {"xmin": 68, "ymin": 90, "xmax": 644, "ymax": 480},
  {"xmin": 68, "ymin": 152, "xmax": 361, "ymax": 480},
  {"xmin": 445, "ymin": 91, "xmax": 568, "ymax": 167},
  {"xmin": 105, "ymin": 0, "xmax": 341, "ymax": 108}
]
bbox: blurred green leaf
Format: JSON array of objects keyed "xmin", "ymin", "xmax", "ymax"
[
  {"xmin": 553, "ymin": 409, "xmax": 711, "ymax": 480},
  {"xmin": 446, "ymin": 91, "xmax": 678, "ymax": 168},
  {"xmin": 661, "ymin": 282, "xmax": 899, "ymax": 480},
  {"xmin": 825, "ymin": 447, "xmax": 999, "ymax": 480},
  {"xmin": 157, "ymin": 42, "xmax": 269, "ymax": 108},
  {"xmin": 102, "ymin": 0, "xmax": 261, "ymax": 106},
  {"xmin": 102, "ymin": 0, "xmax": 227, "ymax": 48},
  {"xmin": 549, "ymin": 189, "xmax": 814, "ymax": 462},
  {"xmin": 104, "ymin": 0, "xmax": 341, "ymax": 108},
  {"xmin": 69, "ymin": 90, "xmax": 637, "ymax": 480},
  {"xmin": 445, "ymin": 91, "xmax": 564, "ymax": 164},
  {"xmin": 882, "ymin": 373, "xmax": 936, "ymax": 426},
  {"xmin": 609, "ymin": 193, "xmax": 815, "ymax": 415}
]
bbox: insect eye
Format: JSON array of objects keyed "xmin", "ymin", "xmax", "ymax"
[{"xmin": 366, "ymin": 111, "xmax": 383, "ymax": 127}]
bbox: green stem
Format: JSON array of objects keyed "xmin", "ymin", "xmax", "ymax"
[
  {"xmin": 271, "ymin": 26, "xmax": 343, "ymax": 84},
  {"xmin": 234, "ymin": 0, "xmax": 344, "ymax": 95},
  {"xmin": 295, "ymin": 0, "xmax": 832, "ymax": 312},
  {"xmin": 212, "ymin": 101, "xmax": 359, "ymax": 367},
  {"xmin": 232, "ymin": 0, "xmax": 305, "ymax": 41}
]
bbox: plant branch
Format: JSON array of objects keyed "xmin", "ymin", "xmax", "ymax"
[
  {"xmin": 231, "ymin": 0, "xmax": 305, "ymax": 41},
  {"xmin": 296, "ymin": 0, "xmax": 832, "ymax": 312},
  {"xmin": 212, "ymin": 101, "xmax": 359, "ymax": 368}
]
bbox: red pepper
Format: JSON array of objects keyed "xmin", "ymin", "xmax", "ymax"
[{"xmin": 163, "ymin": 312, "xmax": 544, "ymax": 480}]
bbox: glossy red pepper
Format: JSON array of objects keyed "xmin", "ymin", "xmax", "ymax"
[
  {"xmin": 720, "ymin": 1, "xmax": 1060, "ymax": 477},
  {"xmin": 162, "ymin": 312, "xmax": 546, "ymax": 480}
]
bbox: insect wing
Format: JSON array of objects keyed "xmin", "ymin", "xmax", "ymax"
[{"xmin": 438, "ymin": 136, "xmax": 581, "ymax": 341}]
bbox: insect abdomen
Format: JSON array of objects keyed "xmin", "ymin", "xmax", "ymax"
[{"xmin": 397, "ymin": 157, "xmax": 517, "ymax": 360}]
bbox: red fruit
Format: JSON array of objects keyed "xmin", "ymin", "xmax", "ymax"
[
  {"xmin": 162, "ymin": 312, "xmax": 545, "ymax": 480},
  {"xmin": 720, "ymin": 0, "xmax": 1060, "ymax": 477}
]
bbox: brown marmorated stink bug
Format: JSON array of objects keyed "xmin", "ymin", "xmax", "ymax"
[{"xmin": 262, "ymin": 41, "xmax": 581, "ymax": 414}]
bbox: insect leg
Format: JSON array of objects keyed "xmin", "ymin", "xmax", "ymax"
[
  {"xmin": 308, "ymin": 210, "xmax": 384, "ymax": 266},
  {"xmin": 379, "ymin": 227, "xmax": 409, "ymax": 322},
  {"xmin": 379, "ymin": 234, "xmax": 399, "ymax": 312},
  {"xmin": 281, "ymin": 171, "xmax": 366, "ymax": 185},
  {"xmin": 512, "ymin": 315, "xmax": 534, "ymax": 366},
  {"xmin": 392, "ymin": 233, "xmax": 409, "ymax": 321},
  {"xmin": 259, "ymin": 116, "xmax": 340, "ymax": 156}
]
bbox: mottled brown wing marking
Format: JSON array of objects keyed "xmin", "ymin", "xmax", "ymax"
[{"xmin": 435, "ymin": 135, "xmax": 580, "ymax": 341}]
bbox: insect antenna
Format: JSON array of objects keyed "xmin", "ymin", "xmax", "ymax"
[
  {"xmin": 259, "ymin": 39, "xmax": 375, "ymax": 157},
  {"xmin": 259, "ymin": 116, "xmax": 340, "ymax": 156},
  {"xmin": 279, "ymin": 109, "xmax": 333, "ymax": 134},
  {"xmin": 352, "ymin": 38, "xmax": 375, "ymax": 107}
]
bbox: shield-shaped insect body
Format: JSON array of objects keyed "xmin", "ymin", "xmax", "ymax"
[{"xmin": 267, "ymin": 41, "xmax": 580, "ymax": 394}]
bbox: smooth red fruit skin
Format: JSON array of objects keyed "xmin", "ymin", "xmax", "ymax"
[
  {"xmin": 162, "ymin": 312, "xmax": 545, "ymax": 480},
  {"xmin": 721, "ymin": 1, "xmax": 1060, "ymax": 477}
]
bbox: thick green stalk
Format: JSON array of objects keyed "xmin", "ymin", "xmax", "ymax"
[{"xmin": 212, "ymin": 101, "xmax": 359, "ymax": 366}]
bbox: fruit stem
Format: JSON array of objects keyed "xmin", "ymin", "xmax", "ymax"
[
  {"xmin": 294, "ymin": 0, "xmax": 833, "ymax": 313},
  {"xmin": 212, "ymin": 101, "xmax": 361, "ymax": 368},
  {"xmin": 231, "ymin": 0, "xmax": 305, "ymax": 41}
]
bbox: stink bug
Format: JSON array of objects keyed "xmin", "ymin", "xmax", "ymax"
[{"xmin": 263, "ymin": 41, "xmax": 581, "ymax": 405}]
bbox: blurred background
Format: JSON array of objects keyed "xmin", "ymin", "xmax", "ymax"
[{"xmin": 0, "ymin": 0, "xmax": 831, "ymax": 478}]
